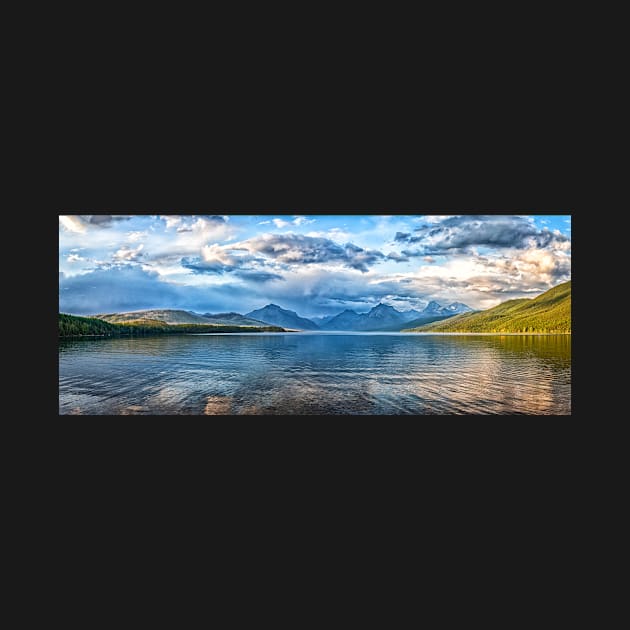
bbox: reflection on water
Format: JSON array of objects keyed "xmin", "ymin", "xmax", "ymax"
[{"xmin": 59, "ymin": 333, "xmax": 571, "ymax": 415}]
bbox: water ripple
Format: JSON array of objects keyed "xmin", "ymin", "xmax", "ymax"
[{"xmin": 59, "ymin": 333, "xmax": 571, "ymax": 415}]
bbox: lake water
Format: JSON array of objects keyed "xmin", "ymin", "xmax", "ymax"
[{"xmin": 58, "ymin": 332, "xmax": 571, "ymax": 415}]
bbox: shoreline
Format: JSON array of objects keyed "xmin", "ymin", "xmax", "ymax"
[
  {"xmin": 59, "ymin": 330, "xmax": 571, "ymax": 339},
  {"xmin": 402, "ymin": 331, "xmax": 571, "ymax": 335}
]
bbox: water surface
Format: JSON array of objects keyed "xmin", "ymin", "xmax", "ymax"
[{"xmin": 58, "ymin": 332, "xmax": 571, "ymax": 415}]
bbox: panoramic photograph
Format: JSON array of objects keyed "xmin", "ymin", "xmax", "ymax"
[{"xmin": 59, "ymin": 213, "xmax": 571, "ymax": 415}]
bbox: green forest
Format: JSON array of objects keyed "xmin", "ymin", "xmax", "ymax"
[
  {"xmin": 404, "ymin": 281, "xmax": 571, "ymax": 333},
  {"xmin": 59, "ymin": 313, "xmax": 285, "ymax": 337}
]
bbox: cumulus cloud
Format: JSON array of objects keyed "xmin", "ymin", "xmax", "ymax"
[
  {"xmin": 292, "ymin": 216, "xmax": 315, "ymax": 226},
  {"xmin": 241, "ymin": 234, "xmax": 384, "ymax": 272},
  {"xmin": 272, "ymin": 216, "xmax": 315, "ymax": 229},
  {"xmin": 114, "ymin": 244, "xmax": 144, "ymax": 262},
  {"xmin": 235, "ymin": 270, "xmax": 284, "ymax": 282},
  {"xmin": 393, "ymin": 215, "xmax": 570, "ymax": 254},
  {"xmin": 161, "ymin": 215, "xmax": 227, "ymax": 231},
  {"xmin": 181, "ymin": 242, "xmax": 282, "ymax": 282},
  {"xmin": 59, "ymin": 215, "xmax": 131, "ymax": 232},
  {"xmin": 143, "ymin": 216, "xmax": 235, "ymax": 264},
  {"xmin": 272, "ymin": 218, "xmax": 291, "ymax": 228},
  {"xmin": 127, "ymin": 231, "xmax": 147, "ymax": 242},
  {"xmin": 59, "ymin": 214, "xmax": 571, "ymax": 316},
  {"xmin": 386, "ymin": 251, "xmax": 409, "ymax": 262}
]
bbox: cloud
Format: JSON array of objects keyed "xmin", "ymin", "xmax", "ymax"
[
  {"xmin": 143, "ymin": 216, "xmax": 235, "ymax": 264},
  {"xmin": 60, "ymin": 214, "xmax": 571, "ymax": 317},
  {"xmin": 292, "ymin": 216, "xmax": 315, "ymax": 226},
  {"xmin": 242, "ymin": 234, "xmax": 385, "ymax": 272},
  {"xmin": 59, "ymin": 266, "xmax": 181, "ymax": 314},
  {"xmin": 393, "ymin": 215, "xmax": 570, "ymax": 253},
  {"xmin": 306, "ymin": 227, "xmax": 352, "ymax": 242},
  {"xmin": 127, "ymin": 231, "xmax": 147, "ymax": 242},
  {"xmin": 58, "ymin": 265, "xmax": 282, "ymax": 315},
  {"xmin": 272, "ymin": 218, "xmax": 291, "ymax": 228},
  {"xmin": 59, "ymin": 215, "xmax": 131, "ymax": 232},
  {"xmin": 161, "ymin": 215, "xmax": 227, "ymax": 230},
  {"xmin": 235, "ymin": 270, "xmax": 284, "ymax": 282},
  {"xmin": 113, "ymin": 244, "xmax": 144, "ymax": 262},
  {"xmin": 181, "ymin": 243, "xmax": 281, "ymax": 282},
  {"xmin": 385, "ymin": 251, "xmax": 409, "ymax": 262},
  {"xmin": 272, "ymin": 216, "xmax": 315, "ymax": 229},
  {"xmin": 161, "ymin": 216, "xmax": 181, "ymax": 229}
]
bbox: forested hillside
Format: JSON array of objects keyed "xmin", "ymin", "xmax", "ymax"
[{"xmin": 404, "ymin": 281, "xmax": 571, "ymax": 333}]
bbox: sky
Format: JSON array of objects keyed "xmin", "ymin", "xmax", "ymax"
[{"xmin": 59, "ymin": 213, "xmax": 571, "ymax": 317}]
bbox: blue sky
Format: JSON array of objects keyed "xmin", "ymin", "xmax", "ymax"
[{"xmin": 59, "ymin": 214, "xmax": 571, "ymax": 316}]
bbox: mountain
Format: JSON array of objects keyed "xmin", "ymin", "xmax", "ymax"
[
  {"xmin": 97, "ymin": 309, "xmax": 272, "ymax": 327},
  {"xmin": 94, "ymin": 299, "xmax": 473, "ymax": 332},
  {"xmin": 363, "ymin": 303, "xmax": 407, "ymax": 329},
  {"xmin": 421, "ymin": 300, "xmax": 443, "ymax": 316},
  {"xmin": 96, "ymin": 309, "xmax": 213, "ymax": 325},
  {"xmin": 309, "ymin": 314, "xmax": 337, "ymax": 326},
  {"xmin": 420, "ymin": 301, "xmax": 473, "ymax": 316},
  {"xmin": 398, "ymin": 309, "xmax": 424, "ymax": 322},
  {"xmin": 320, "ymin": 302, "xmax": 471, "ymax": 331},
  {"xmin": 321, "ymin": 303, "xmax": 424, "ymax": 331},
  {"xmin": 405, "ymin": 281, "xmax": 571, "ymax": 333},
  {"xmin": 245, "ymin": 304, "xmax": 320, "ymax": 330},
  {"xmin": 202, "ymin": 312, "xmax": 269, "ymax": 326},
  {"xmin": 60, "ymin": 313, "xmax": 285, "ymax": 336},
  {"xmin": 321, "ymin": 309, "xmax": 366, "ymax": 330}
]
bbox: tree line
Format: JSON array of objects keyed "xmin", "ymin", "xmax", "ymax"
[{"xmin": 59, "ymin": 313, "xmax": 284, "ymax": 337}]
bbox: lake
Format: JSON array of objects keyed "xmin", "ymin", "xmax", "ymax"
[{"xmin": 58, "ymin": 332, "xmax": 571, "ymax": 415}]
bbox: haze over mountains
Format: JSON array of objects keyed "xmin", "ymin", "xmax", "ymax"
[
  {"xmin": 405, "ymin": 281, "xmax": 571, "ymax": 333},
  {"xmin": 91, "ymin": 282, "xmax": 570, "ymax": 334},
  {"xmin": 94, "ymin": 300, "xmax": 473, "ymax": 332}
]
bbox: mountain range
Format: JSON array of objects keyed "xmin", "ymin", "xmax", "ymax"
[
  {"xmin": 94, "ymin": 300, "xmax": 473, "ymax": 332},
  {"xmin": 404, "ymin": 281, "xmax": 571, "ymax": 333},
  {"xmin": 96, "ymin": 309, "xmax": 268, "ymax": 327},
  {"xmin": 245, "ymin": 304, "xmax": 320, "ymax": 330}
]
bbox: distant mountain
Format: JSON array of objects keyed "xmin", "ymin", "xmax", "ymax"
[
  {"xmin": 421, "ymin": 301, "xmax": 443, "ymax": 316},
  {"xmin": 97, "ymin": 309, "xmax": 271, "ymax": 328},
  {"xmin": 363, "ymin": 304, "xmax": 407, "ymax": 329},
  {"xmin": 245, "ymin": 304, "xmax": 320, "ymax": 330},
  {"xmin": 398, "ymin": 309, "xmax": 424, "ymax": 322},
  {"xmin": 96, "ymin": 309, "xmax": 212, "ymax": 325},
  {"xmin": 321, "ymin": 309, "xmax": 365, "ymax": 330},
  {"xmin": 202, "ymin": 312, "xmax": 269, "ymax": 326},
  {"xmin": 420, "ymin": 301, "xmax": 473, "ymax": 316},
  {"xmin": 309, "ymin": 314, "xmax": 337, "ymax": 326},
  {"xmin": 405, "ymin": 281, "xmax": 571, "ymax": 333},
  {"xmin": 322, "ymin": 304, "xmax": 421, "ymax": 331},
  {"xmin": 320, "ymin": 302, "xmax": 471, "ymax": 331},
  {"xmin": 94, "ymin": 299, "xmax": 474, "ymax": 332}
]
